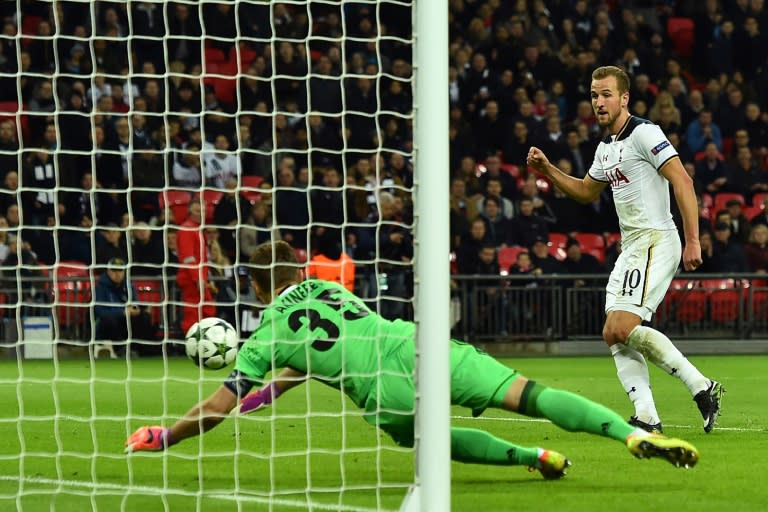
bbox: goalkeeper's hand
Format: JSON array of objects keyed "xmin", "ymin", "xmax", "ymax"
[
  {"xmin": 125, "ymin": 426, "xmax": 173, "ymax": 453},
  {"xmin": 231, "ymin": 382, "xmax": 280, "ymax": 416}
]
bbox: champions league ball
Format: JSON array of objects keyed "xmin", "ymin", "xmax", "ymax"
[{"xmin": 185, "ymin": 318, "xmax": 239, "ymax": 370}]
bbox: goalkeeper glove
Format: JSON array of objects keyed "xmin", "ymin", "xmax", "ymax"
[
  {"xmin": 232, "ymin": 382, "xmax": 281, "ymax": 415},
  {"xmin": 125, "ymin": 426, "xmax": 173, "ymax": 453}
]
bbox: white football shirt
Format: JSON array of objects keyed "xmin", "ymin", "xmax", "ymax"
[{"xmin": 588, "ymin": 116, "xmax": 679, "ymax": 239}]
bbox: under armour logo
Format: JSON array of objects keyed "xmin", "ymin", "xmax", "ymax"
[
  {"xmin": 671, "ymin": 368, "xmax": 678, "ymax": 375},
  {"xmin": 506, "ymin": 448, "xmax": 517, "ymax": 461},
  {"xmin": 603, "ymin": 154, "xmax": 609, "ymax": 161},
  {"xmin": 601, "ymin": 422, "xmax": 611, "ymax": 434},
  {"xmin": 627, "ymin": 386, "xmax": 637, "ymax": 395}
]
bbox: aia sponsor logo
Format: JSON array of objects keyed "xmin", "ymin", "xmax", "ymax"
[{"xmin": 606, "ymin": 168, "xmax": 630, "ymax": 187}]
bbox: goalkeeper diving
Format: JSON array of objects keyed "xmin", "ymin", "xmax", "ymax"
[{"xmin": 126, "ymin": 240, "xmax": 700, "ymax": 477}]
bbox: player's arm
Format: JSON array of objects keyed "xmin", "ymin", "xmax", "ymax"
[
  {"xmin": 527, "ymin": 146, "xmax": 606, "ymax": 203},
  {"xmin": 661, "ymin": 156, "xmax": 703, "ymax": 271},
  {"xmin": 125, "ymin": 384, "xmax": 238, "ymax": 452},
  {"xmin": 233, "ymin": 367, "xmax": 308, "ymax": 415}
]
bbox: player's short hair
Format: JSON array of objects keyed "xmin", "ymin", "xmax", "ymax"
[
  {"xmin": 591, "ymin": 66, "xmax": 630, "ymax": 95},
  {"xmin": 250, "ymin": 240, "xmax": 300, "ymax": 292}
]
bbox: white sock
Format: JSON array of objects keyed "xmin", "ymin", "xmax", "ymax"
[
  {"xmin": 626, "ymin": 325, "xmax": 709, "ymax": 396},
  {"xmin": 610, "ymin": 343, "xmax": 660, "ymax": 424}
]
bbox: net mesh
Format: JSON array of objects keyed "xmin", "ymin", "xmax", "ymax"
[{"xmin": 0, "ymin": 0, "xmax": 416, "ymax": 509}]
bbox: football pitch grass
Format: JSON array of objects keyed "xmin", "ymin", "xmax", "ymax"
[{"xmin": 0, "ymin": 354, "xmax": 765, "ymax": 511}]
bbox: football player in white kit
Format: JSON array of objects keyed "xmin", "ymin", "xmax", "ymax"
[{"xmin": 527, "ymin": 66, "xmax": 724, "ymax": 434}]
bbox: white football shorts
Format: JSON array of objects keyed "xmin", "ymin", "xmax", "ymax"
[{"xmin": 605, "ymin": 228, "xmax": 681, "ymax": 321}]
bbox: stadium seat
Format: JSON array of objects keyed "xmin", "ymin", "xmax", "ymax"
[
  {"xmin": 158, "ymin": 190, "xmax": 193, "ymax": 225},
  {"xmin": 133, "ymin": 278, "xmax": 163, "ymax": 331},
  {"xmin": 497, "ymin": 246, "xmax": 527, "ymax": 275},
  {"xmin": 241, "ymin": 175, "xmax": 265, "ymax": 204},
  {"xmin": 549, "ymin": 233, "xmax": 568, "ymax": 249},
  {"xmin": 676, "ymin": 288, "xmax": 708, "ymax": 324},
  {"xmin": 701, "ymin": 193, "xmax": 713, "ymax": 209},
  {"xmin": 231, "ymin": 44, "xmax": 258, "ymax": 69},
  {"xmin": 605, "ymin": 232, "xmax": 621, "ymax": 248},
  {"xmin": 573, "ymin": 233, "xmax": 605, "ymax": 249},
  {"xmin": 743, "ymin": 205, "xmax": 763, "ymax": 221},
  {"xmin": 201, "ymin": 189, "xmax": 224, "ymax": 224},
  {"xmin": 713, "ymin": 192, "xmax": 745, "ymax": 212},
  {"xmin": 667, "ymin": 17, "xmax": 695, "ymax": 57},
  {"xmin": 583, "ymin": 247, "xmax": 605, "ymax": 264},
  {"xmin": 54, "ymin": 262, "xmax": 91, "ymax": 336}
]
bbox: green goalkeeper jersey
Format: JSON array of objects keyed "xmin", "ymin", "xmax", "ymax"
[{"xmin": 235, "ymin": 279, "xmax": 414, "ymax": 408}]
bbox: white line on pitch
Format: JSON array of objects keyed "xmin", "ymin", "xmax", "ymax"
[
  {"xmin": 0, "ymin": 475, "xmax": 392, "ymax": 512},
  {"xmin": 450, "ymin": 415, "xmax": 767, "ymax": 432}
]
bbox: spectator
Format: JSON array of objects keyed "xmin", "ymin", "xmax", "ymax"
[
  {"xmin": 95, "ymin": 223, "xmax": 128, "ymax": 265},
  {"xmin": 727, "ymin": 147, "xmax": 768, "ymax": 203},
  {"xmin": 21, "ymin": 149, "xmax": 58, "ymax": 226},
  {"xmin": 471, "ymin": 244, "xmax": 504, "ymax": 336},
  {"xmin": 373, "ymin": 191, "xmax": 413, "ymax": 320},
  {"xmin": 751, "ymin": 196, "xmax": 768, "ymax": 228},
  {"xmin": 711, "ymin": 222, "xmax": 750, "ymax": 272},
  {"xmin": 172, "ymin": 142, "xmax": 203, "ymax": 189},
  {"xmin": 478, "ymin": 195, "xmax": 511, "ymax": 248},
  {"xmin": 208, "ymin": 238, "xmax": 236, "ymax": 326},
  {"xmin": 686, "ymin": 109, "xmax": 723, "ymax": 154},
  {"xmin": 744, "ymin": 102, "xmax": 768, "ymax": 154},
  {"xmin": 478, "ymin": 154, "xmax": 517, "ymax": 201},
  {"xmin": 508, "ymin": 198, "xmax": 549, "ymax": 248},
  {"xmin": 745, "ymin": 224, "xmax": 768, "ymax": 272},
  {"xmin": 529, "ymin": 236, "xmax": 565, "ymax": 275},
  {"xmin": 94, "ymin": 257, "xmax": 155, "ymax": 356},
  {"xmin": 562, "ymin": 238, "xmax": 604, "ymax": 287},
  {"xmin": 307, "ymin": 229, "xmax": 355, "ymax": 292},
  {"xmin": 0, "ymin": 120, "xmax": 19, "ymax": 177},
  {"xmin": 0, "ymin": 170, "xmax": 18, "ymax": 219},
  {"xmin": 274, "ymin": 163, "xmax": 309, "ymax": 248},
  {"xmin": 449, "ymin": 177, "xmax": 479, "ymax": 250},
  {"xmin": 693, "ymin": 142, "xmax": 728, "ymax": 195},
  {"xmin": 176, "ymin": 200, "xmax": 217, "ymax": 334},
  {"xmin": 239, "ymin": 200, "xmax": 274, "ymax": 262},
  {"xmin": 212, "ymin": 178, "xmax": 241, "ymax": 260},
  {"xmin": 725, "ymin": 199, "xmax": 752, "ymax": 245},
  {"xmin": 475, "ymin": 177, "xmax": 514, "ymax": 220},
  {"xmin": 130, "ymin": 221, "xmax": 164, "ymax": 276},
  {"xmin": 204, "ymin": 135, "xmax": 241, "ymax": 189}
]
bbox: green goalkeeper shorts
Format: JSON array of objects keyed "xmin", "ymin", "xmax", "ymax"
[{"xmin": 363, "ymin": 339, "xmax": 520, "ymax": 447}]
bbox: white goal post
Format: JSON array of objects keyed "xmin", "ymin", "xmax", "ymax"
[{"xmin": 0, "ymin": 0, "xmax": 452, "ymax": 510}]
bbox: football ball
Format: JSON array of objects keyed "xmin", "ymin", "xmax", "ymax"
[{"xmin": 185, "ymin": 317, "xmax": 239, "ymax": 370}]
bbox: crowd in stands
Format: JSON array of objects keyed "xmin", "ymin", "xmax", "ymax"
[{"xmin": 0, "ymin": 1, "xmax": 767, "ymax": 338}]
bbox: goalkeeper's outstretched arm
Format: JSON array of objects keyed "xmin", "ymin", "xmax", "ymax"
[{"xmin": 125, "ymin": 368, "xmax": 308, "ymax": 452}]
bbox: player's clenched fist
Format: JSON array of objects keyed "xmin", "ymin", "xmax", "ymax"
[
  {"xmin": 526, "ymin": 146, "xmax": 551, "ymax": 174},
  {"xmin": 125, "ymin": 426, "xmax": 173, "ymax": 452}
]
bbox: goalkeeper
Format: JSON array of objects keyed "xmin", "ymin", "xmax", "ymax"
[{"xmin": 126, "ymin": 241, "xmax": 700, "ymax": 477}]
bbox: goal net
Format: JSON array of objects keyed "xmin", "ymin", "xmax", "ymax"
[{"xmin": 0, "ymin": 0, "xmax": 435, "ymax": 510}]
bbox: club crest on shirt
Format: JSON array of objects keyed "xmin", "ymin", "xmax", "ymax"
[{"xmin": 650, "ymin": 141, "xmax": 670, "ymax": 155}]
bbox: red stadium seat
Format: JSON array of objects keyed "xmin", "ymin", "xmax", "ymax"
[
  {"xmin": 201, "ymin": 189, "xmax": 224, "ymax": 224},
  {"xmin": 605, "ymin": 232, "xmax": 621, "ymax": 249},
  {"xmin": 573, "ymin": 233, "xmax": 605, "ymax": 249},
  {"xmin": 667, "ymin": 17, "xmax": 695, "ymax": 57},
  {"xmin": 549, "ymin": 233, "xmax": 568, "ymax": 249},
  {"xmin": 241, "ymin": 175, "xmax": 265, "ymax": 204},
  {"xmin": 713, "ymin": 192, "xmax": 745, "ymax": 213},
  {"xmin": 583, "ymin": 247, "xmax": 605, "ymax": 264},
  {"xmin": 676, "ymin": 288, "xmax": 708, "ymax": 324},
  {"xmin": 500, "ymin": 163, "xmax": 520, "ymax": 178},
  {"xmin": 159, "ymin": 190, "xmax": 193, "ymax": 225},
  {"xmin": 497, "ymin": 246, "xmax": 527, "ymax": 275},
  {"xmin": 133, "ymin": 278, "xmax": 163, "ymax": 330},
  {"xmin": 0, "ymin": 101, "xmax": 30, "ymax": 144},
  {"xmin": 204, "ymin": 47, "xmax": 227, "ymax": 65},
  {"xmin": 743, "ymin": 205, "xmax": 763, "ymax": 221},
  {"xmin": 55, "ymin": 262, "xmax": 91, "ymax": 332}
]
